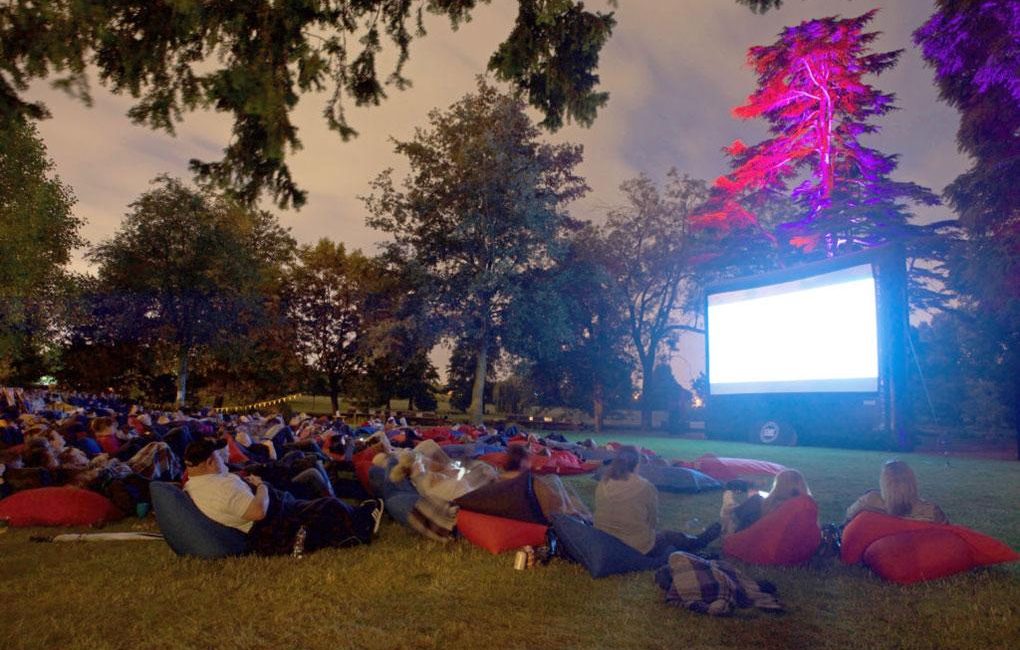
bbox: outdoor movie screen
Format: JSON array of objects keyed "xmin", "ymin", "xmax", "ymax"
[{"xmin": 707, "ymin": 263, "xmax": 879, "ymax": 395}]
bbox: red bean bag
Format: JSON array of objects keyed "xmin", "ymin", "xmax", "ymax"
[
  {"xmin": 420, "ymin": 427, "xmax": 455, "ymax": 442},
  {"xmin": 225, "ymin": 434, "xmax": 249, "ymax": 464},
  {"xmin": 841, "ymin": 511, "xmax": 1019, "ymax": 580},
  {"xmin": 863, "ymin": 529, "xmax": 976, "ymax": 585},
  {"xmin": 530, "ymin": 449, "xmax": 599, "ymax": 476},
  {"xmin": 0, "ymin": 486, "xmax": 124, "ymax": 527},
  {"xmin": 478, "ymin": 451, "xmax": 510, "ymax": 470},
  {"xmin": 456, "ymin": 509, "xmax": 548, "ymax": 554},
  {"xmin": 97, "ymin": 434, "xmax": 121, "ymax": 455},
  {"xmin": 689, "ymin": 454, "xmax": 787, "ymax": 482},
  {"xmin": 352, "ymin": 447, "xmax": 379, "ymax": 494},
  {"xmin": 723, "ymin": 495, "xmax": 820, "ymax": 565}
]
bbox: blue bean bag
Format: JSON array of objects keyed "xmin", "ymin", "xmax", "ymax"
[
  {"xmin": 378, "ymin": 466, "xmax": 420, "ymax": 527},
  {"xmin": 552, "ymin": 514, "xmax": 668, "ymax": 578},
  {"xmin": 592, "ymin": 464, "xmax": 721, "ymax": 493},
  {"xmin": 150, "ymin": 482, "xmax": 248, "ymax": 559}
]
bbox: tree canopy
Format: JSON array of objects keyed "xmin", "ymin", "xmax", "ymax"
[
  {"xmin": 366, "ymin": 78, "xmax": 588, "ymax": 423},
  {"xmin": 285, "ymin": 238, "xmax": 373, "ymax": 414},
  {"xmin": 695, "ymin": 11, "xmax": 938, "ymax": 256},
  {"xmin": 915, "ymin": 0, "xmax": 1020, "ymax": 455},
  {"xmin": 88, "ymin": 176, "xmax": 295, "ymax": 404},
  {"xmin": 603, "ymin": 169, "xmax": 708, "ymax": 429},
  {"xmin": 1, "ymin": 1, "xmax": 614, "ymax": 209},
  {"xmin": 0, "ymin": 118, "xmax": 81, "ymax": 382}
]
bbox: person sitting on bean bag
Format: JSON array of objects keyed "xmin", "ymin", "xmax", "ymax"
[
  {"xmin": 594, "ymin": 446, "xmax": 719, "ymax": 557},
  {"xmin": 845, "ymin": 460, "xmax": 947, "ymax": 524},
  {"xmin": 721, "ymin": 469, "xmax": 814, "ymax": 536},
  {"xmin": 500, "ymin": 445, "xmax": 592, "ymax": 522},
  {"xmin": 183, "ymin": 437, "xmax": 384, "ymax": 556}
]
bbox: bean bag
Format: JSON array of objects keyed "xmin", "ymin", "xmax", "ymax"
[
  {"xmin": 841, "ymin": 511, "xmax": 1019, "ymax": 580},
  {"xmin": 593, "ymin": 464, "xmax": 721, "ymax": 493},
  {"xmin": 385, "ymin": 492, "xmax": 420, "ymax": 527},
  {"xmin": 454, "ymin": 472, "xmax": 546, "ymax": 524},
  {"xmin": 457, "ymin": 510, "xmax": 549, "ymax": 554},
  {"xmin": 863, "ymin": 529, "xmax": 977, "ymax": 585},
  {"xmin": 552, "ymin": 514, "xmax": 667, "ymax": 578},
  {"xmin": 723, "ymin": 495, "xmax": 820, "ymax": 566},
  {"xmin": 689, "ymin": 455, "xmax": 787, "ymax": 482},
  {"xmin": 224, "ymin": 434, "xmax": 249, "ymax": 464},
  {"xmin": 0, "ymin": 486, "xmax": 124, "ymax": 527},
  {"xmin": 352, "ymin": 447, "xmax": 378, "ymax": 494},
  {"xmin": 74, "ymin": 437, "xmax": 102, "ymax": 456},
  {"xmin": 478, "ymin": 451, "xmax": 510, "ymax": 470},
  {"xmin": 150, "ymin": 481, "xmax": 248, "ymax": 559},
  {"xmin": 530, "ymin": 450, "xmax": 600, "ymax": 476}
]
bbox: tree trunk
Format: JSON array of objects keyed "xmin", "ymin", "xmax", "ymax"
[
  {"xmin": 175, "ymin": 346, "xmax": 189, "ymax": 407},
  {"xmin": 640, "ymin": 357, "xmax": 654, "ymax": 431},
  {"xmin": 467, "ymin": 336, "xmax": 489, "ymax": 425},
  {"xmin": 593, "ymin": 382, "xmax": 604, "ymax": 433},
  {"xmin": 329, "ymin": 374, "xmax": 340, "ymax": 415}
]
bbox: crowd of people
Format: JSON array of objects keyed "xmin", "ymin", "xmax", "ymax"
[{"xmin": 0, "ymin": 387, "xmax": 950, "ymax": 565}]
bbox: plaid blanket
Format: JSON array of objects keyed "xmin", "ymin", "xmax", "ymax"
[
  {"xmin": 408, "ymin": 494, "xmax": 458, "ymax": 542},
  {"xmin": 655, "ymin": 551, "xmax": 784, "ymax": 616}
]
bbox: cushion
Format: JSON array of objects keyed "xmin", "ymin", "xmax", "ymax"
[
  {"xmin": 530, "ymin": 450, "xmax": 600, "ymax": 476},
  {"xmin": 384, "ymin": 492, "xmax": 420, "ymax": 527},
  {"xmin": 457, "ymin": 510, "xmax": 549, "ymax": 554},
  {"xmin": 863, "ymin": 529, "xmax": 977, "ymax": 585},
  {"xmin": 454, "ymin": 472, "xmax": 546, "ymax": 524},
  {"xmin": 478, "ymin": 451, "xmax": 509, "ymax": 470},
  {"xmin": 723, "ymin": 495, "xmax": 820, "ymax": 566},
  {"xmin": 150, "ymin": 481, "xmax": 248, "ymax": 558},
  {"xmin": 842, "ymin": 511, "xmax": 1019, "ymax": 574},
  {"xmin": 594, "ymin": 464, "xmax": 722, "ymax": 494},
  {"xmin": 0, "ymin": 486, "xmax": 124, "ymax": 527},
  {"xmin": 691, "ymin": 455, "xmax": 787, "ymax": 482},
  {"xmin": 552, "ymin": 514, "xmax": 667, "ymax": 578},
  {"xmin": 225, "ymin": 435, "xmax": 249, "ymax": 464}
]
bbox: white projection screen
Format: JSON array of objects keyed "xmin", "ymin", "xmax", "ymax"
[{"xmin": 708, "ymin": 263, "xmax": 879, "ymax": 395}]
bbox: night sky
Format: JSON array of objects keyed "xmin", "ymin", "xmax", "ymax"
[{"xmin": 24, "ymin": 0, "xmax": 966, "ymax": 383}]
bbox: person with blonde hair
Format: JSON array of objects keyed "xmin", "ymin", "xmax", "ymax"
[
  {"xmin": 720, "ymin": 469, "xmax": 813, "ymax": 535},
  {"xmin": 845, "ymin": 460, "xmax": 948, "ymax": 523}
]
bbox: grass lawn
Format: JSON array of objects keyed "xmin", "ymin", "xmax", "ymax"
[{"xmin": 2, "ymin": 435, "xmax": 1018, "ymax": 650}]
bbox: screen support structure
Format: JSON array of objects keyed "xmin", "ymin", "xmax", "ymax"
[{"xmin": 875, "ymin": 245, "xmax": 911, "ymax": 451}]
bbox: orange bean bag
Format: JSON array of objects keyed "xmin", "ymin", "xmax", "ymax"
[
  {"xmin": 0, "ymin": 486, "xmax": 124, "ymax": 527},
  {"xmin": 841, "ymin": 511, "xmax": 1019, "ymax": 583},
  {"xmin": 456, "ymin": 509, "xmax": 548, "ymax": 554},
  {"xmin": 722, "ymin": 495, "xmax": 820, "ymax": 565}
]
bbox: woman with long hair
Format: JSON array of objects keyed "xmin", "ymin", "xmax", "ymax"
[
  {"xmin": 594, "ymin": 446, "xmax": 718, "ymax": 557},
  {"xmin": 721, "ymin": 469, "xmax": 813, "ymax": 535},
  {"xmin": 845, "ymin": 460, "xmax": 948, "ymax": 523}
]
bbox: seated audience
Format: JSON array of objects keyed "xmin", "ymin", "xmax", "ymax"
[
  {"xmin": 845, "ymin": 460, "xmax": 948, "ymax": 524},
  {"xmin": 594, "ymin": 446, "xmax": 718, "ymax": 557},
  {"xmin": 502, "ymin": 445, "xmax": 592, "ymax": 522},
  {"xmin": 183, "ymin": 438, "xmax": 383, "ymax": 556}
]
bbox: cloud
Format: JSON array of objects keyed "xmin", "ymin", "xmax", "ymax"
[{"xmin": 25, "ymin": 0, "xmax": 965, "ymax": 289}]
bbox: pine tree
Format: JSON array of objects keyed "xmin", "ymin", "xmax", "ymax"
[{"xmin": 696, "ymin": 11, "xmax": 937, "ymax": 257}]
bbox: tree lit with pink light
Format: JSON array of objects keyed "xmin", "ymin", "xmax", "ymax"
[{"xmin": 697, "ymin": 10, "xmax": 937, "ymax": 256}]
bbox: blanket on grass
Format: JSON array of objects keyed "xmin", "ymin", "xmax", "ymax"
[{"xmin": 655, "ymin": 551, "xmax": 783, "ymax": 616}]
